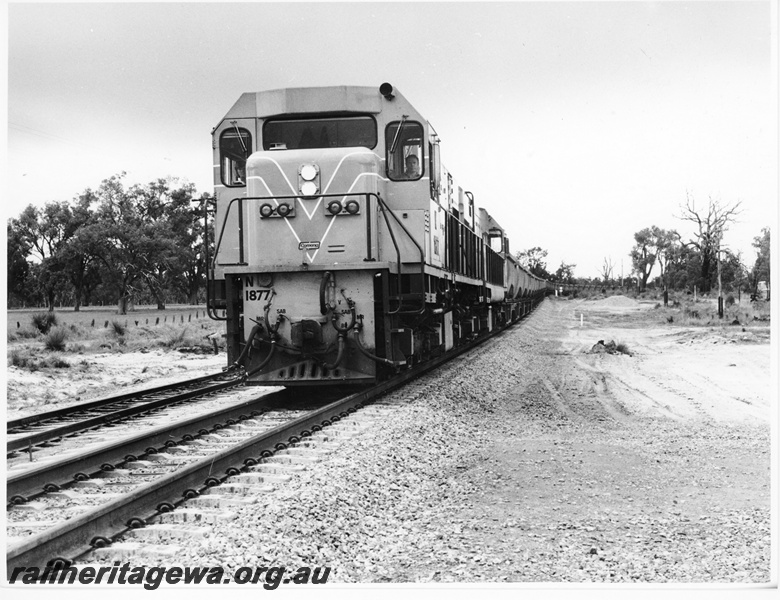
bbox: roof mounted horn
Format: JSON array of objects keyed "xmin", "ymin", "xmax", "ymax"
[{"xmin": 379, "ymin": 83, "xmax": 395, "ymax": 100}]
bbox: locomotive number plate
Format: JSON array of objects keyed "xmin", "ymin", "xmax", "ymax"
[{"xmin": 244, "ymin": 288, "xmax": 272, "ymax": 302}]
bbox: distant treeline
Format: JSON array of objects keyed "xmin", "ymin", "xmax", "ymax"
[
  {"xmin": 7, "ymin": 178, "xmax": 771, "ymax": 314},
  {"xmin": 516, "ymin": 196, "xmax": 770, "ymax": 295},
  {"xmin": 7, "ymin": 173, "xmax": 213, "ymax": 314}
]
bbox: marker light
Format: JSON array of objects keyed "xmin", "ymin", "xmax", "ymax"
[
  {"xmin": 277, "ymin": 203, "xmax": 292, "ymax": 217},
  {"xmin": 300, "ymin": 164, "xmax": 318, "ymax": 181},
  {"xmin": 379, "ymin": 82, "xmax": 395, "ymax": 100},
  {"xmin": 259, "ymin": 203, "xmax": 275, "ymax": 218},
  {"xmin": 345, "ymin": 200, "xmax": 360, "ymax": 214},
  {"xmin": 327, "ymin": 200, "xmax": 343, "ymax": 215},
  {"xmin": 301, "ymin": 181, "xmax": 319, "ymax": 196}
]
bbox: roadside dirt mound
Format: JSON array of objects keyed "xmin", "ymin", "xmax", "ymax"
[{"xmin": 589, "ymin": 295, "xmax": 640, "ymax": 308}]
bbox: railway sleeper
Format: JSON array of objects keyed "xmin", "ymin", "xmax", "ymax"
[
  {"xmin": 123, "ymin": 523, "xmax": 212, "ymax": 543},
  {"xmin": 295, "ymin": 437, "xmax": 340, "ymax": 448},
  {"xmin": 279, "ymin": 446, "xmax": 331, "ymax": 458},
  {"xmin": 141, "ymin": 452, "xmax": 179, "ymax": 463},
  {"xmin": 91, "ymin": 541, "xmax": 183, "ymax": 562},
  {"xmin": 250, "ymin": 462, "xmax": 307, "ymax": 475},
  {"xmin": 148, "ymin": 453, "xmax": 214, "ymax": 465},
  {"xmin": 263, "ymin": 454, "xmax": 320, "ymax": 466},
  {"xmin": 316, "ymin": 426, "xmax": 365, "ymax": 439},
  {"xmin": 184, "ymin": 494, "xmax": 258, "ymax": 510},
  {"xmin": 207, "ymin": 482, "xmax": 275, "ymax": 496},
  {"xmin": 156, "ymin": 508, "xmax": 237, "ymax": 525},
  {"xmin": 229, "ymin": 472, "xmax": 292, "ymax": 486},
  {"xmin": 123, "ymin": 460, "xmax": 158, "ymax": 469},
  {"xmin": 94, "ymin": 468, "xmax": 133, "ymax": 478}
]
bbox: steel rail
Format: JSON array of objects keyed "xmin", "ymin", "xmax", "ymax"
[
  {"xmin": 7, "ymin": 376, "xmax": 243, "ymax": 454},
  {"xmin": 8, "ymin": 372, "xmax": 233, "ymax": 431},
  {"xmin": 7, "ymin": 389, "xmax": 290, "ymax": 504},
  {"xmin": 6, "ymin": 298, "xmax": 546, "ymax": 572}
]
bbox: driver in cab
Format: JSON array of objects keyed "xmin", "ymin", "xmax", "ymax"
[{"xmin": 404, "ymin": 155, "xmax": 420, "ymax": 179}]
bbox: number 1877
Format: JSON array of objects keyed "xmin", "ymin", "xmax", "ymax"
[{"xmin": 245, "ymin": 289, "xmax": 272, "ymax": 301}]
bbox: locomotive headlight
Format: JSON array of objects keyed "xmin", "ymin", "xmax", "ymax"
[
  {"xmin": 300, "ymin": 181, "xmax": 319, "ymax": 196},
  {"xmin": 345, "ymin": 199, "xmax": 360, "ymax": 214},
  {"xmin": 277, "ymin": 202, "xmax": 293, "ymax": 217},
  {"xmin": 327, "ymin": 200, "xmax": 343, "ymax": 215},
  {"xmin": 259, "ymin": 203, "xmax": 275, "ymax": 218},
  {"xmin": 300, "ymin": 164, "xmax": 318, "ymax": 181}
]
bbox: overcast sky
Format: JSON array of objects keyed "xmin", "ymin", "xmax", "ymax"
[{"xmin": 5, "ymin": 1, "xmax": 777, "ymax": 279}]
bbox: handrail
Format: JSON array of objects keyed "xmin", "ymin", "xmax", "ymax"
[{"xmin": 373, "ymin": 193, "xmax": 426, "ymax": 314}]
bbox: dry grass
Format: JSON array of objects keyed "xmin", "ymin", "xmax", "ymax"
[
  {"xmin": 7, "ymin": 305, "xmax": 223, "ymax": 371},
  {"xmin": 10, "ymin": 350, "xmax": 70, "ymax": 370},
  {"xmin": 653, "ymin": 293, "xmax": 770, "ymax": 327}
]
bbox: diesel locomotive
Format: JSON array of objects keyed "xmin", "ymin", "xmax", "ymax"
[{"xmin": 207, "ymin": 83, "xmax": 547, "ymax": 386}]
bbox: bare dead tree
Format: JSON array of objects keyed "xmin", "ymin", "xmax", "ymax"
[
  {"xmin": 600, "ymin": 257, "xmax": 614, "ymax": 285},
  {"xmin": 677, "ymin": 193, "xmax": 742, "ymax": 293}
]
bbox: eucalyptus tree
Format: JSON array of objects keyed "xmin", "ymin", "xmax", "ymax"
[{"xmin": 677, "ymin": 193, "xmax": 742, "ymax": 293}]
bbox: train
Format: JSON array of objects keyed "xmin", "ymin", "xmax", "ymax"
[{"xmin": 207, "ymin": 83, "xmax": 548, "ymax": 386}]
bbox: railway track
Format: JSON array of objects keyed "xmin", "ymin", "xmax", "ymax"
[
  {"xmin": 6, "ymin": 300, "xmax": 542, "ymax": 574},
  {"xmin": 7, "ymin": 372, "xmax": 243, "ymax": 457}
]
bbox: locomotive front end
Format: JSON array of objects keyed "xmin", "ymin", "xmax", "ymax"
[
  {"xmin": 238, "ymin": 140, "xmax": 384, "ymax": 385},
  {"xmin": 210, "ymin": 87, "xmax": 397, "ymax": 386}
]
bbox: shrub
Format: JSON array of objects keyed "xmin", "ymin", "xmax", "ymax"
[
  {"xmin": 10, "ymin": 350, "xmax": 33, "ymax": 369},
  {"xmin": 725, "ymin": 294, "xmax": 736, "ymax": 306},
  {"xmin": 50, "ymin": 357, "xmax": 70, "ymax": 368},
  {"xmin": 110, "ymin": 320, "xmax": 126, "ymax": 336},
  {"xmin": 683, "ymin": 307, "xmax": 700, "ymax": 319},
  {"xmin": 615, "ymin": 342, "xmax": 632, "ymax": 356},
  {"xmin": 16, "ymin": 326, "xmax": 41, "ymax": 339},
  {"xmin": 8, "ymin": 351, "xmax": 69, "ymax": 370},
  {"xmin": 44, "ymin": 327, "xmax": 68, "ymax": 351},
  {"xmin": 31, "ymin": 312, "xmax": 58, "ymax": 334},
  {"xmin": 160, "ymin": 328, "xmax": 189, "ymax": 349}
]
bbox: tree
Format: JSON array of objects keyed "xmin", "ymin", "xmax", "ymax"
[
  {"xmin": 750, "ymin": 227, "xmax": 770, "ymax": 291},
  {"xmin": 630, "ymin": 227, "xmax": 657, "ymax": 292},
  {"xmin": 678, "ymin": 193, "xmax": 742, "ymax": 293},
  {"xmin": 128, "ymin": 178, "xmax": 199, "ymax": 309},
  {"xmin": 13, "ymin": 201, "xmax": 80, "ymax": 310},
  {"xmin": 553, "ymin": 262, "xmax": 576, "ymax": 284},
  {"xmin": 78, "ymin": 174, "xmax": 162, "ymax": 314},
  {"xmin": 57, "ymin": 191, "xmax": 100, "ymax": 311},
  {"xmin": 6, "ymin": 221, "xmax": 31, "ymax": 306},
  {"xmin": 516, "ymin": 246, "xmax": 551, "ymax": 279},
  {"xmin": 599, "ymin": 257, "xmax": 615, "ymax": 285},
  {"xmin": 651, "ymin": 227, "xmax": 679, "ymax": 292}
]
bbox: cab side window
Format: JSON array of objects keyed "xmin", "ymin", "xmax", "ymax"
[
  {"xmin": 386, "ymin": 121, "xmax": 423, "ymax": 181},
  {"xmin": 220, "ymin": 127, "xmax": 251, "ymax": 187}
]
